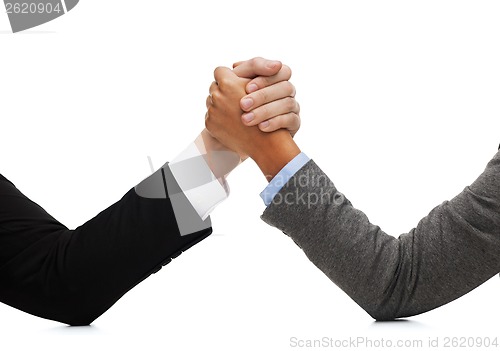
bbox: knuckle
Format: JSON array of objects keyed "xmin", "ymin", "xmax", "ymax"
[
  {"xmin": 257, "ymin": 105, "xmax": 269, "ymax": 119},
  {"xmin": 293, "ymin": 113, "xmax": 301, "ymax": 127},
  {"xmin": 250, "ymin": 57, "xmax": 260, "ymax": 69},
  {"xmin": 211, "ymin": 90, "xmax": 221, "ymax": 103},
  {"xmin": 281, "ymin": 113, "xmax": 300, "ymax": 134},
  {"xmin": 291, "ymin": 114, "xmax": 301, "ymax": 133},
  {"xmin": 282, "ymin": 112, "xmax": 297, "ymax": 126},
  {"xmin": 213, "ymin": 66, "xmax": 223, "ymax": 77},
  {"xmin": 206, "ymin": 106, "xmax": 213, "ymax": 117},
  {"xmin": 252, "ymin": 56, "xmax": 264, "ymax": 65},
  {"xmin": 214, "ymin": 65, "xmax": 227, "ymax": 73},
  {"xmin": 286, "ymin": 97, "xmax": 296, "ymax": 111},
  {"xmin": 272, "ymin": 116, "xmax": 283, "ymax": 129},
  {"xmin": 254, "ymin": 89, "xmax": 268, "ymax": 104},
  {"xmin": 281, "ymin": 65, "xmax": 292, "ymax": 80},
  {"xmin": 253, "ymin": 76, "xmax": 269, "ymax": 89},
  {"xmin": 207, "ymin": 105, "xmax": 218, "ymax": 119},
  {"xmin": 225, "ymin": 77, "xmax": 238, "ymax": 89},
  {"xmin": 214, "ymin": 67, "xmax": 231, "ymax": 86},
  {"xmin": 209, "ymin": 81, "xmax": 218, "ymax": 92},
  {"xmin": 218, "ymin": 77, "xmax": 229, "ymax": 86},
  {"xmin": 284, "ymin": 81, "xmax": 296, "ymax": 96}
]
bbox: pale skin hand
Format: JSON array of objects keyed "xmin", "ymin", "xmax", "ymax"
[
  {"xmin": 205, "ymin": 67, "xmax": 301, "ymax": 181},
  {"xmin": 201, "ymin": 58, "xmax": 301, "ymax": 179},
  {"xmin": 197, "ymin": 128, "xmax": 241, "ymax": 180},
  {"xmin": 233, "ymin": 60, "xmax": 300, "ymax": 136}
]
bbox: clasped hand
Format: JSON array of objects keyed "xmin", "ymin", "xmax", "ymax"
[{"xmin": 204, "ymin": 57, "xmax": 302, "ymax": 180}]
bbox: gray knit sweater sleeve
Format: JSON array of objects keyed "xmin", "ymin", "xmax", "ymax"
[{"xmin": 261, "ymin": 151, "xmax": 500, "ymax": 320}]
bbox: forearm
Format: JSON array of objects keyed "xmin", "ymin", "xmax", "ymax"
[
  {"xmin": 251, "ymin": 130, "xmax": 301, "ymax": 181},
  {"xmin": 197, "ymin": 128, "xmax": 242, "ymax": 179},
  {"xmin": 261, "ymin": 153, "xmax": 500, "ymax": 320},
  {"xmin": 0, "ymin": 166, "xmax": 212, "ymax": 326},
  {"xmin": 260, "ymin": 160, "xmax": 400, "ymax": 319}
]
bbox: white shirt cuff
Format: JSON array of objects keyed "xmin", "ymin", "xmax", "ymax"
[{"xmin": 168, "ymin": 141, "xmax": 229, "ymax": 221}]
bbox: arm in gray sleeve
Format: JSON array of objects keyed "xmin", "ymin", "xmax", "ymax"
[{"xmin": 261, "ymin": 151, "xmax": 500, "ymax": 320}]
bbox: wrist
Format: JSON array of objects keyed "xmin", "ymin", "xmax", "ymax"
[
  {"xmin": 197, "ymin": 129, "xmax": 242, "ymax": 179},
  {"xmin": 251, "ymin": 130, "xmax": 301, "ymax": 181}
]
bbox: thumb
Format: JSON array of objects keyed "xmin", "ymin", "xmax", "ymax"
[
  {"xmin": 214, "ymin": 66, "xmax": 240, "ymax": 88},
  {"xmin": 232, "ymin": 57, "xmax": 282, "ymax": 79}
]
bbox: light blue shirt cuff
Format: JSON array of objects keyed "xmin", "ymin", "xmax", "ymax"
[{"xmin": 259, "ymin": 152, "xmax": 310, "ymax": 206}]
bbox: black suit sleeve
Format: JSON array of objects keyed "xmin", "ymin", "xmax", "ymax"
[{"xmin": 0, "ymin": 164, "xmax": 212, "ymax": 326}]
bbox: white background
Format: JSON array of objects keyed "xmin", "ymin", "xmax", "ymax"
[{"xmin": 1, "ymin": 1, "xmax": 500, "ymax": 350}]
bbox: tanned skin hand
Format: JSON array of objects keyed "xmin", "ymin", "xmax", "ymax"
[
  {"xmin": 206, "ymin": 67, "xmax": 301, "ymax": 181},
  {"xmin": 200, "ymin": 57, "xmax": 300, "ymax": 179}
]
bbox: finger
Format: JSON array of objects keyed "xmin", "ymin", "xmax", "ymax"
[
  {"xmin": 206, "ymin": 95, "xmax": 212, "ymax": 109},
  {"xmin": 258, "ymin": 113, "xmax": 301, "ymax": 136},
  {"xmin": 208, "ymin": 80, "xmax": 222, "ymax": 106},
  {"xmin": 232, "ymin": 61, "xmax": 243, "ymax": 68},
  {"xmin": 232, "ymin": 57, "xmax": 282, "ymax": 79},
  {"xmin": 245, "ymin": 64, "xmax": 292, "ymax": 93},
  {"xmin": 213, "ymin": 66, "xmax": 240, "ymax": 90},
  {"xmin": 241, "ymin": 97, "xmax": 300, "ymax": 126},
  {"xmin": 240, "ymin": 81, "xmax": 296, "ymax": 112},
  {"xmin": 209, "ymin": 81, "xmax": 218, "ymax": 95}
]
